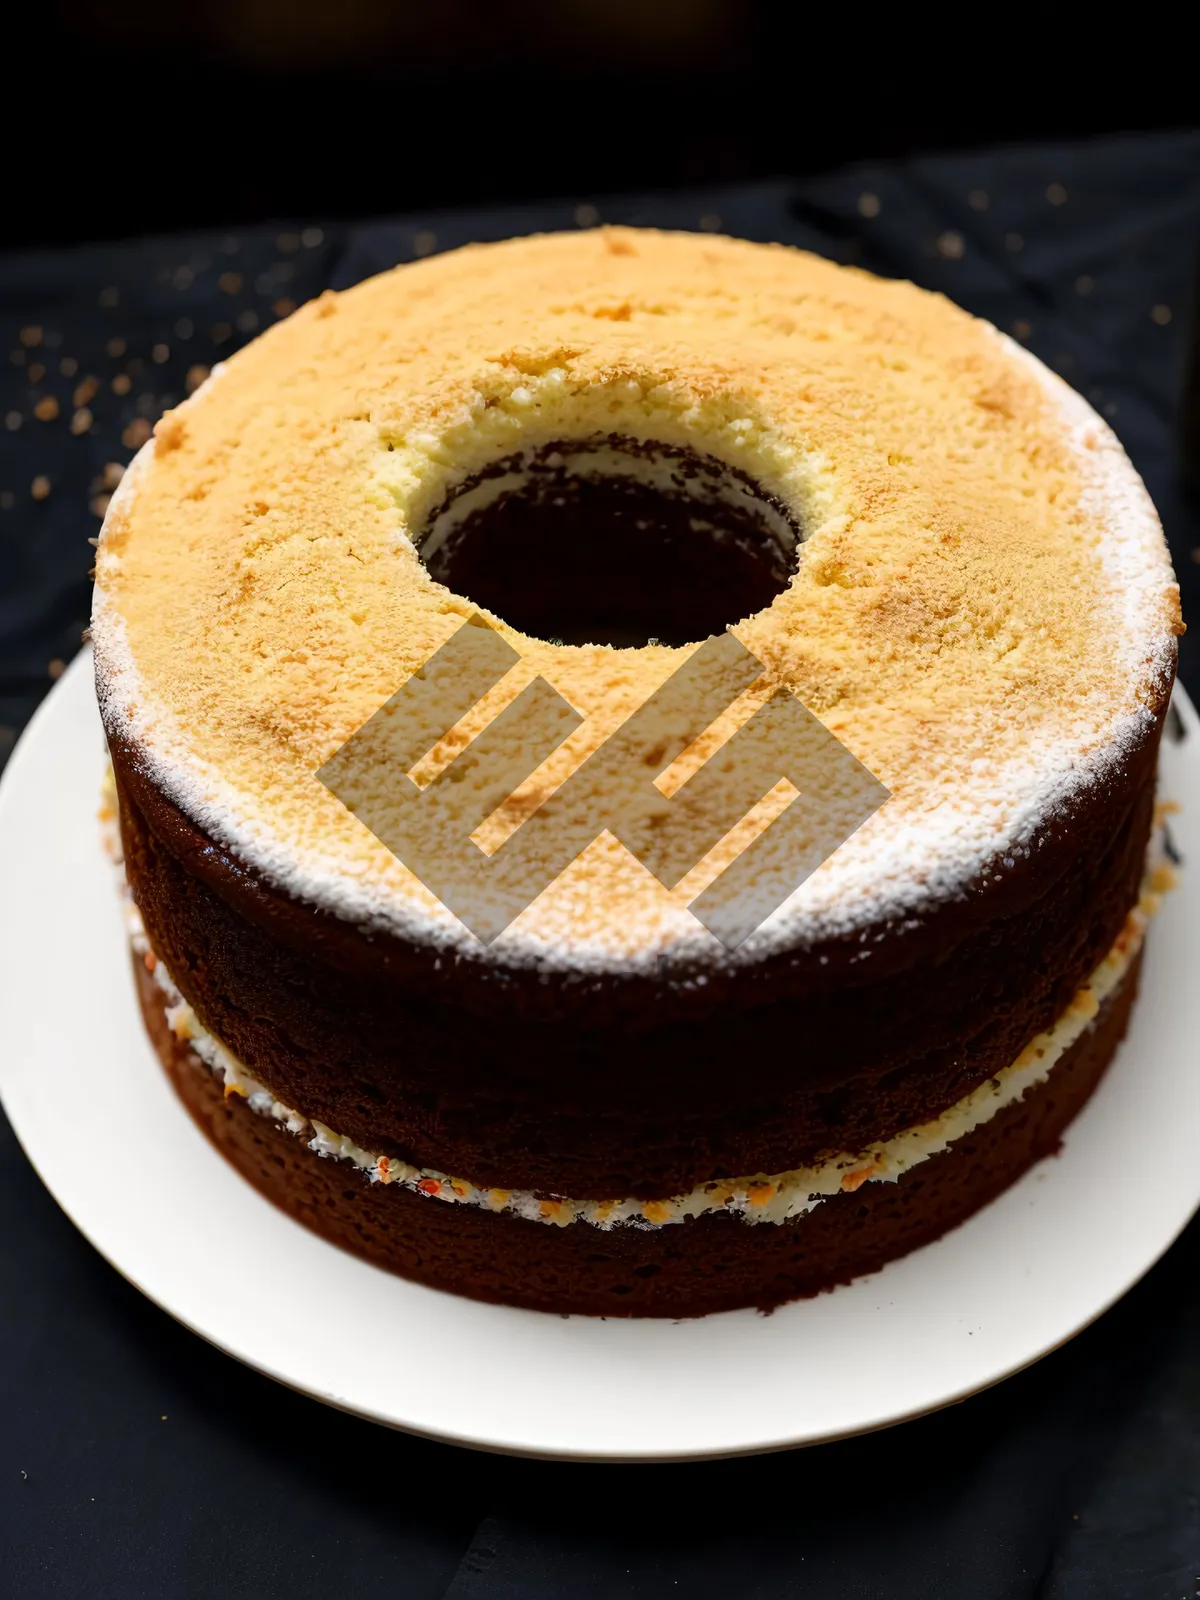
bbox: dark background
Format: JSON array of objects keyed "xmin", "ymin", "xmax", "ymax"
[
  {"xmin": 3, "ymin": 1, "xmax": 1198, "ymax": 251},
  {"xmin": 2, "ymin": 5, "xmax": 1199, "ymax": 1597}
]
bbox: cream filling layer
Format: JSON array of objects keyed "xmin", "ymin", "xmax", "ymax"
[{"xmin": 103, "ymin": 779, "xmax": 1171, "ymax": 1229}]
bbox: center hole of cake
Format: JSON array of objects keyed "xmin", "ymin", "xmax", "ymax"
[{"xmin": 417, "ymin": 437, "xmax": 800, "ymax": 648}]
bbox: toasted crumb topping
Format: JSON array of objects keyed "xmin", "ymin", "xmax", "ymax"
[{"xmin": 93, "ymin": 229, "xmax": 1180, "ymax": 968}]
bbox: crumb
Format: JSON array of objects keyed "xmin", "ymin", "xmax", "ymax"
[
  {"xmin": 122, "ymin": 418, "xmax": 153, "ymax": 450},
  {"xmin": 601, "ymin": 227, "xmax": 636, "ymax": 256},
  {"xmin": 154, "ymin": 411, "xmax": 186, "ymax": 452}
]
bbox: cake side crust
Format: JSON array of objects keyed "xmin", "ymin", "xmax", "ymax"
[
  {"xmin": 113, "ymin": 733, "xmax": 1161, "ymax": 1197},
  {"xmin": 137, "ymin": 946, "xmax": 1142, "ymax": 1318}
]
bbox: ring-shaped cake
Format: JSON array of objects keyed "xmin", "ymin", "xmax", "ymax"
[{"xmin": 94, "ymin": 229, "xmax": 1181, "ymax": 1315}]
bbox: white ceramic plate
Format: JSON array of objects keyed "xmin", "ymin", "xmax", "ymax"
[{"xmin": 2, "ymin": 652, "xmax": 1198, "ymax": 1461}]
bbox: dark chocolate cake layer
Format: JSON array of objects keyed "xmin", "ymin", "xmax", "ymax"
[
  {"xmin": 113, "ymin": 706, "xmax": 1161, "ymax": 1200},
  {"xmin": 137, "ymin": 944, "xmax": 1142, "ymax": 1318},
  {"xmin": 418, "ymin": 437, "xmax": 799, "ymax": 649}
]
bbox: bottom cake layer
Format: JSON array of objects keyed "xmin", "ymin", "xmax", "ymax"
[{"xmin": 135, "ymin": 948, "xmax": 1142, "ymax": 1318}]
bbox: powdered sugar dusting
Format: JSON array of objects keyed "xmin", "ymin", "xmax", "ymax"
[{"xmin": 1001, "ymin": 330, "xmax": 1178, "ymax": 697}]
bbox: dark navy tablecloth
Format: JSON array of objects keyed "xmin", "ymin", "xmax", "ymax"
[{"xmin": 1, "ymin": 131, "xmax": 1198, "ymax": 1598}]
